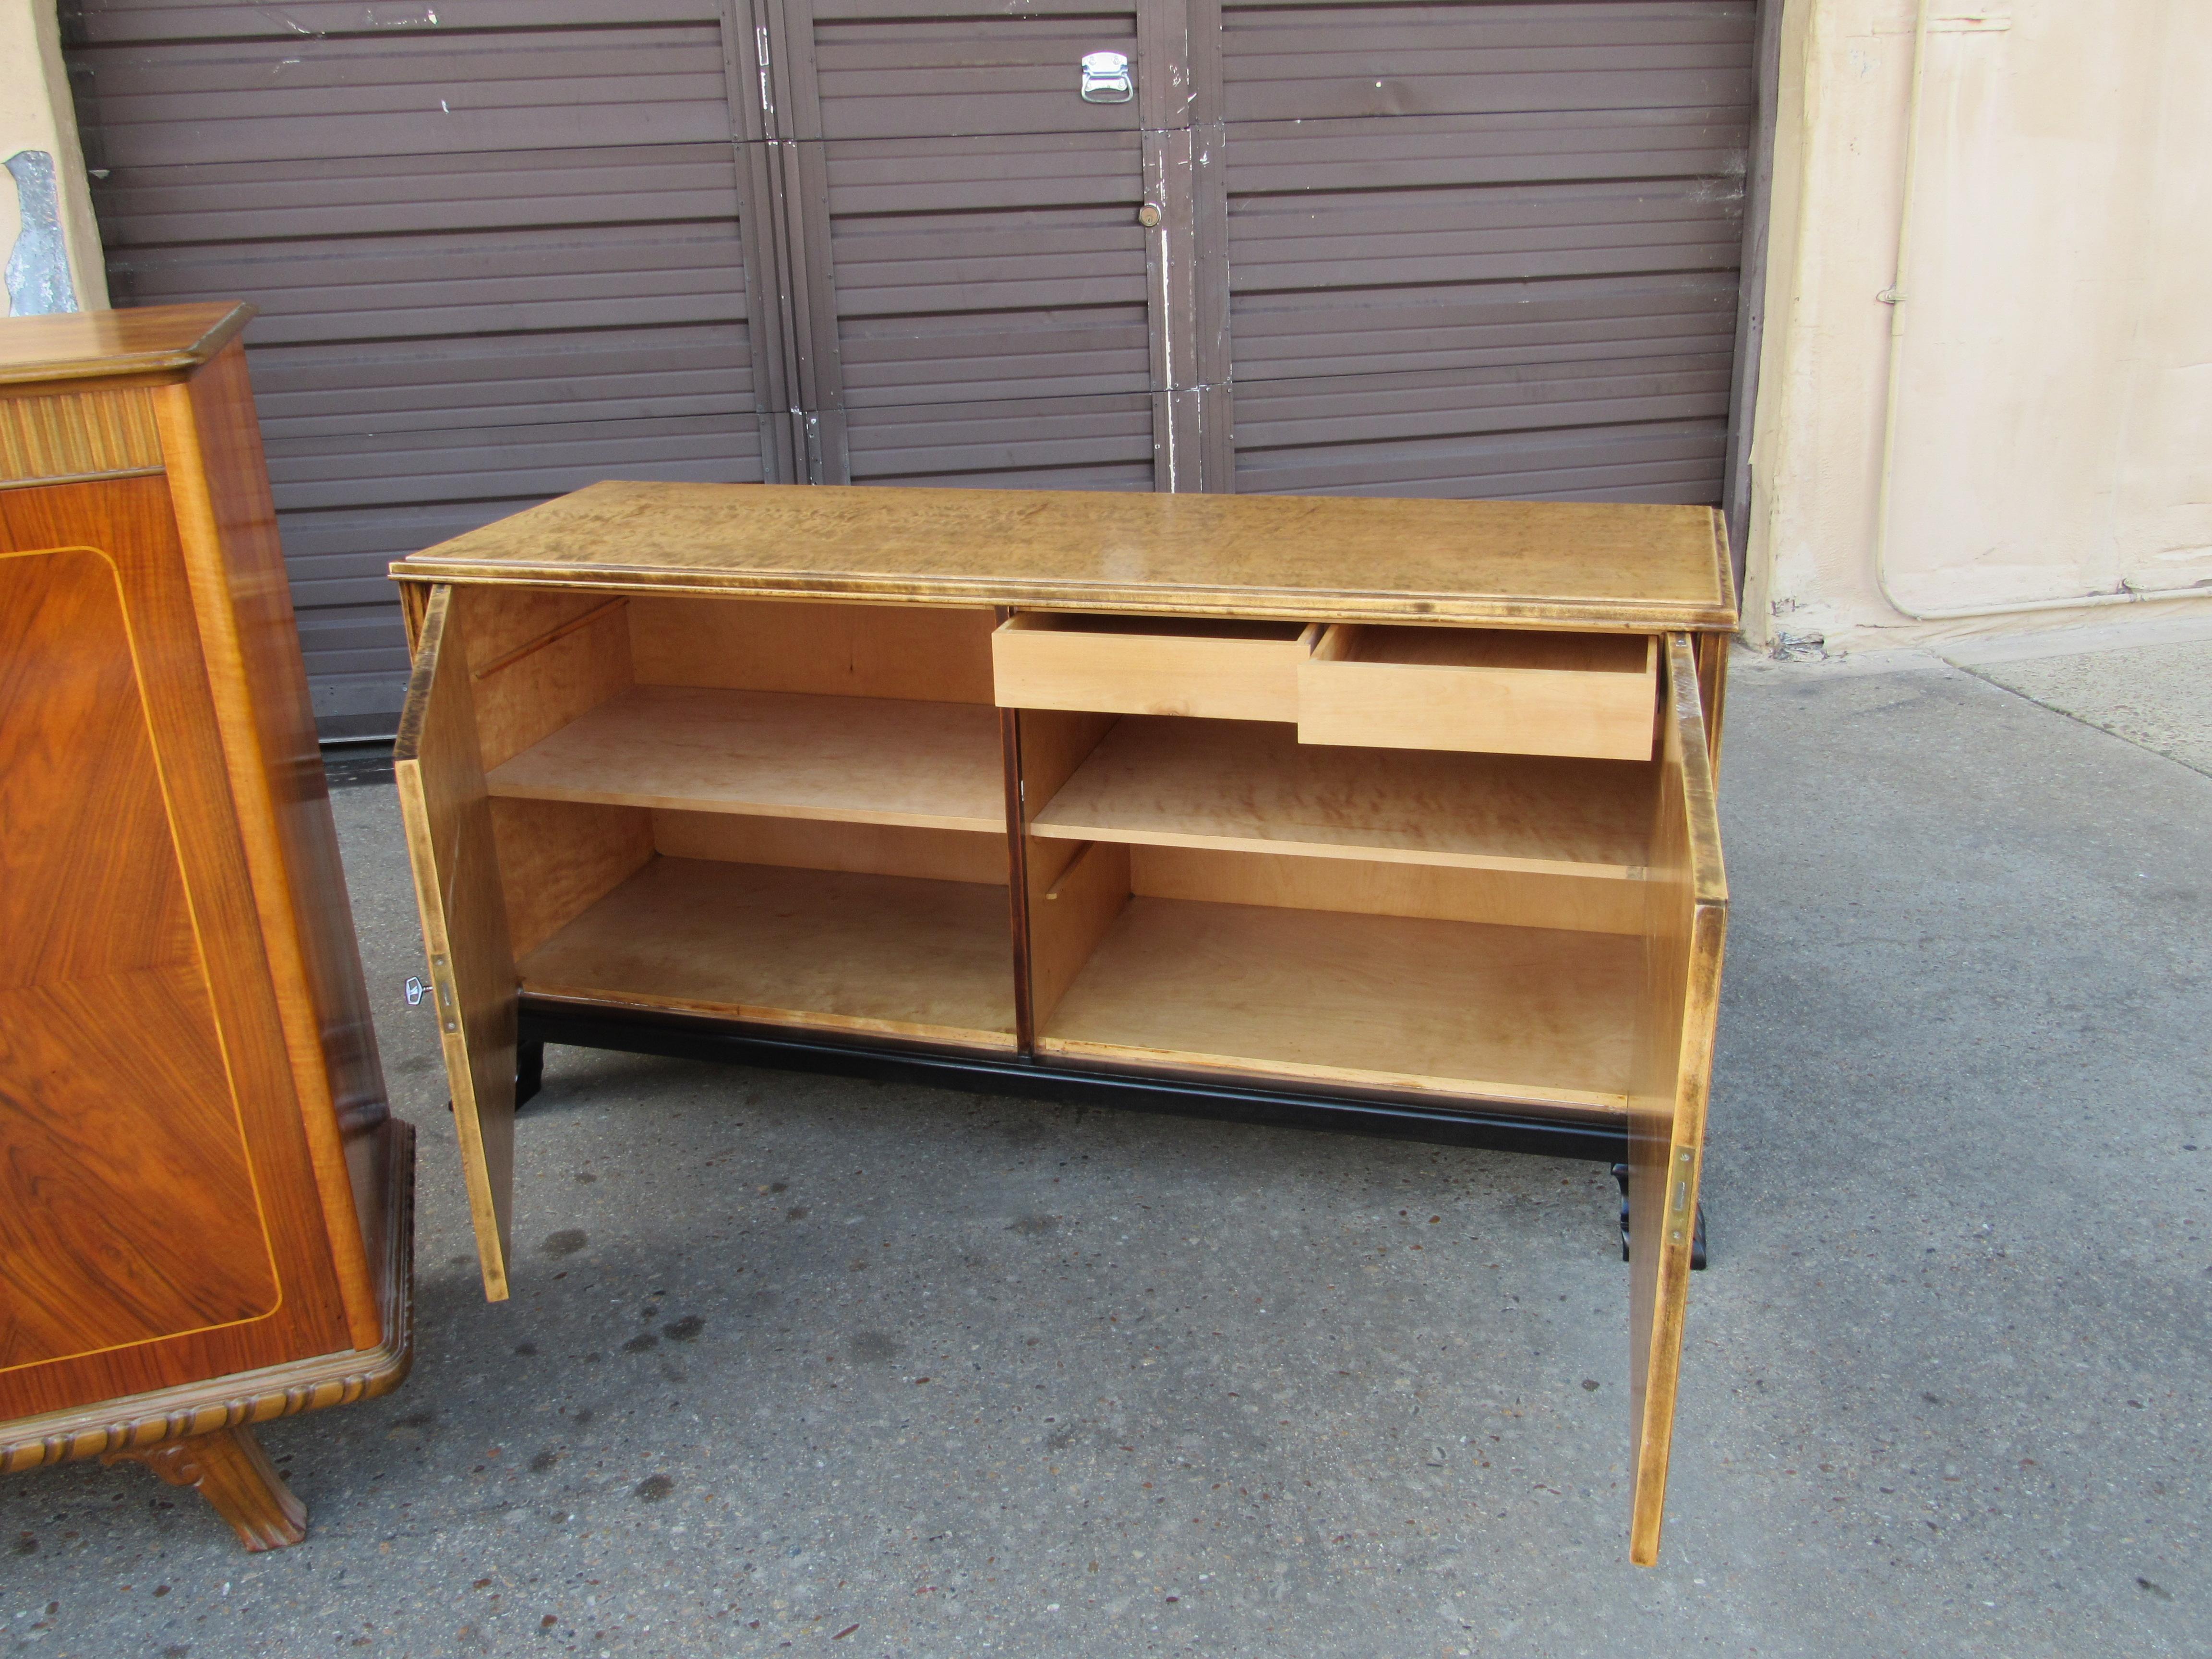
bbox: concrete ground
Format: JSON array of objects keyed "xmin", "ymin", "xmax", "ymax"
[
  {"xmin": 1939, "ymin": 617, "xmax": 2212, "ymax": 781},
  {"xmin": 5, "ymin": 642, "xmax": 2208, "ymax": 1659}
]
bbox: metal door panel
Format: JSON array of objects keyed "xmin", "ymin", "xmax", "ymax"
[
  {"xmin": 1217, "ymin": 0, "xmax": 1755, "ymax": 503},
  {"xmin": 70, "ymin": 2, "xmax": 775, "ymax": 737}
]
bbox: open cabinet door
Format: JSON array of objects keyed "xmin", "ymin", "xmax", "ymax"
[
  {"xmin": 1628, "ymin": 634, "xmax": 1729, "ymax": 1563},
  {"xmin": 393, "ymin": 585, "xmax": 519, "ymax": 1301}
]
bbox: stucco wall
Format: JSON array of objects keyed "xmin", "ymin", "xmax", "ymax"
[
  {"xmin": 1743, "ymin": 0, "xmax": 2212, "ymax": 652},
  {"xmin": 0, "ymin": 0, "xmax": 106, "ymax": 314}
]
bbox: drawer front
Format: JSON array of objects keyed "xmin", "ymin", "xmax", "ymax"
[
  {"xmin": 1298, "ymin": 626, "xmax": 1659, "ymax": 760},
  {"xmin": 992, "ymin": 614, "xmax": 1314, "ymax": 721}
]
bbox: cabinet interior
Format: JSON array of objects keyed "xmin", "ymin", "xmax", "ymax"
[
  {"xmin": 450, "ymin": 586, "xmax": 1667, "ymax": 1108},
  {"xmin": 1017, "ymin": 706, "xmax": 1657, "ymax": 1110},
  {"xmin": 457, "ymin": 588, "xmax": 1016, "ymax": 1050}
]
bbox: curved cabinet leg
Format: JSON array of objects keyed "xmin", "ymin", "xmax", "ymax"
[{"xmin": 104, "ymin": 1425, "xmax": 307, "ymax": 1551}]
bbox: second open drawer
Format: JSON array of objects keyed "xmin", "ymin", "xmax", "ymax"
[{"xmin": 1298, "ymin": 625, "xmax": 1659, "ymax": 760}]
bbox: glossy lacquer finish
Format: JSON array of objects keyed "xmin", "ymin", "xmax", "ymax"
[
  {"xmin": 0, "ymin": 540, "xmax": 280, "ymax": 1369},
  {"xmin": 0, "ymin": 307, "xmax": 413, "ymax": 1554}
]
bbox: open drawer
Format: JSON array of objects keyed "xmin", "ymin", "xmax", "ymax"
[
  {"xmin": 993, "ymin": 612, "xmax": 1318, "ymax": 721},
  {"xmin": 1298, "ymin": 625, "xmax": 1659, "ymax": 760}
]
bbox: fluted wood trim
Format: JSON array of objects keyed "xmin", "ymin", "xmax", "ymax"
[{"xmin": 0, "ymin": 387, "xmax": 163, "ymax": 489}]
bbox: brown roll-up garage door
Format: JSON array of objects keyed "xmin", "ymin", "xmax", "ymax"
[
  {"xmin": 785, "ymin": 0, "xmax": 1158, "ymax": 490},
  {"xmin": 65, "ymin": 0, "xmax": 776, "ymax": 738},
  {"xmin": 66, "ymin": 0, "xmax": 1761, "ymax": 738},
  {"xmin": 1221, "ymin": 0, "xmax": 1757, "ymax": 501}
]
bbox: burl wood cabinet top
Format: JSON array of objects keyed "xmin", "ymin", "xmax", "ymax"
[{"xmin": 393, "ymin": 481, "xmax": 1737, "ymax": 632}]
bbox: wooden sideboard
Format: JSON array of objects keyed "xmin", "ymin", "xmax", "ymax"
[
  {"xmin": 0, "ymin": 304, "xmax": 413, "ymax": 1551},
  {"xmin": 391, "ymin": 480, "xmax": 1730, "ymax": 1563}
]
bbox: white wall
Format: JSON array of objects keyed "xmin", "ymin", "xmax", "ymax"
[
  {"xmin": 1744, "ymin": 0, "xmax": 2212, "ymax": 652},
  {"xmin": 1, "ymin": 0, "xmax": 106, "ymax": 314}
]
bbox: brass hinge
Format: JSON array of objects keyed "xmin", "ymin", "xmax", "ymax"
[
  {"xmin": 1669, "ymin": 1145, "xmax": 1698, "ymax": 1246},
  {"xmin": 429, "ymin": 952, "xmax": 460, "ymax": 1035}
]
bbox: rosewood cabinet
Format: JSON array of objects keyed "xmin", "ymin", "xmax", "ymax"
[
  {"xmin": 391, "ymin": 480, "xmax": 1729, "ymax": 1563},
  {"xmin": 0, "ymin": 305, "xmax": 413, "ymax": 1551}
]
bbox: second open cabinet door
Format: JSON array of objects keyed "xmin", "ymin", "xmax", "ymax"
[
  {"xmin": 394, "ymin": 585, "xmax": 521, "ymax": 1302},
  {"xmin": 1627, "ymin": 635, "xmax": 1728, "ymax": 1563}
]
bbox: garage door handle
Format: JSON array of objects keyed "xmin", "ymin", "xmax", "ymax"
[{"xmin": 1080, "ymin": 52, "xmax": 1133, "ymax": 103}]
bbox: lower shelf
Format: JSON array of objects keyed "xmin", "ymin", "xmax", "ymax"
[
  {"xmin": 1038, "ymin": 897, "xmax": 1638, "ymax": 1110},
  {"xmin": 518, "ymin": 857, "xmax": 1019, "ymax": 1050}
]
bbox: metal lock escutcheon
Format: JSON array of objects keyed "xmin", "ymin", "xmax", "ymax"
[
  {"xmin": 1079, "ymin": 51, "xmax": 1133, "ymax": 103},
  {"xmin": 1136, "ymin": 202, "xmax": 1162, "ymax": 228}
]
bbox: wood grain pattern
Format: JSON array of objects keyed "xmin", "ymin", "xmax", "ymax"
[
  {"xmin": 0, "ymin": 477, "xmax": 356, "ymax": 1419},
  {"xmin": 519, "ymin": 858, "xmax": 1018, "ymax": 1050},
  {"xmin": 0, "ymin": 546, "xmax": 276, "ymax": 1367},
  {"xmin": 394, "ymin": 586, "xmax": 519, "ymax": 1303},
  {"xmin": 652, "ymin": 811, "xmax": 1009, "ymax": 886},
  {"xmin": 158, "ymin": 342, "xmax": 393, "ymax": 1352},
  {"xmin": 490, "ymin": 798, "xmax": 655, "ymax": 959},
  {"xmin": 1, "ymin": 1118, "xmax": 413, "ymax": 1475},
  {"xmin": 0, "ymin": 303, "xmax": 251, "ymax": 389},
  {"xmin": 0, "ymin": 970, "xmax": 278, "ymax": 1370},
  {"xmin": 0, "ymin": 387, "xmax": 162, "ymax": 488},
  {"xmin": 1038, "ymin": 898, "xmax": 1640, "ymax": 1110},
  {"xmin": 630, "ymin": 596, "xmax": 996, "ymax": 704},
  {"xmin": 1627, "ymin": 635, "xmax": 1728, "ymax": 1566},
  {"xmin": 456, "ymin": 587, "xmax": 624, "ymax": 679},
  {"xmin": 460, "ymin": 587, "xmax": 633, "ymax": 773},
  {"xmin": 1697, "ymin": 628, "xmax": 1730, "ymax": 778},
  {"xmin": 992, "ymin": 612, "xmax": 1313, "ymax": 720},
  {"xmin": 1300, "ymin": 626, "xmax": 1659, "ymax": 761},
  {"xmin": 103, "ymin": 1425, "xmax": 306, "ymax": 1551},
  {"xmin": 486, "ymin": 685, "xmax": 1008, "ymax": 832},
  {"xmin": 395, "ymin": 481, "xmax": 1737, "ymax": 631},
  {"xmin": 1128, "ymin": 845, "xmax": 1645, "ymax": 937},
  {"xmin": 1016, "ymin": 709, "xmax": 1120, "ymax": 828},
  {"xmin": 1027, "ymin": 840, "xmax": 1133, "ymax": 1031},
  {"xmin": 1032, "ymin": 717, "xmax": 1653, "ymax": 877}
]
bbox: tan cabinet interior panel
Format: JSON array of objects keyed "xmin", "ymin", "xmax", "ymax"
[{"xmin": 1029, "ymin": 716, "xmax": 1652, "ymax": 877}]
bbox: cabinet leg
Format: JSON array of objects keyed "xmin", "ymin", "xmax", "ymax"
[
  {"xmin": 103, "ymin": 1425, "xmax": 307, "ymax": 1551},
  {"xmin": 1614, "ymin": 1163, "xmax": 1707, "ymax": 1271},
  {"xmin": 516, "ymin": 1038, "xmax": 545, "ymax": 1109}
]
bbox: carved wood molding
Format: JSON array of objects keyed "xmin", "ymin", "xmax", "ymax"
[{"xmin": 103, "ymin": 1425, "xmax": 309, "ymax": 1551}]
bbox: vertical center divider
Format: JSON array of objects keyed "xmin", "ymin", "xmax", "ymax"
[{"xmin": 1001, "ymin": 698, "xmax": 1037, "ymax": 1054}]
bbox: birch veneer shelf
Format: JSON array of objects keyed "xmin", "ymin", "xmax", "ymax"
[
  {"xmin": 388, "ymin": 480, "xmax": 1733, "ymax": 1565},
  {"xmin": 1038, "ymin": 896, "xmax": 1640, "ymax": 1108},
  {"xmin": 520, "ymin": 858, "xmax": 1018, "ymax": 1049},
  {"xmin": 1029, "ymin": 717, "xmax": 1653, "ymax": 878},
  {"xmin": 486, "ymin": 685, "xmax": 1005, "ymax": 832}
]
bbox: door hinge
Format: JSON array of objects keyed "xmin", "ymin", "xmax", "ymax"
[{"xmin": 428, "ymin": 952, "xmax": 460, "ymax": 1034}]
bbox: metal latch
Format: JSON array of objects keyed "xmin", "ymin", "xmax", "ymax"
[
  {"xmin": 1080, "ymin": 51, "xmax": 1132, "ymax": 103},
  {"xmin": 404, "ymin": 976, "xmax": 425, "ymax": 1006}
]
